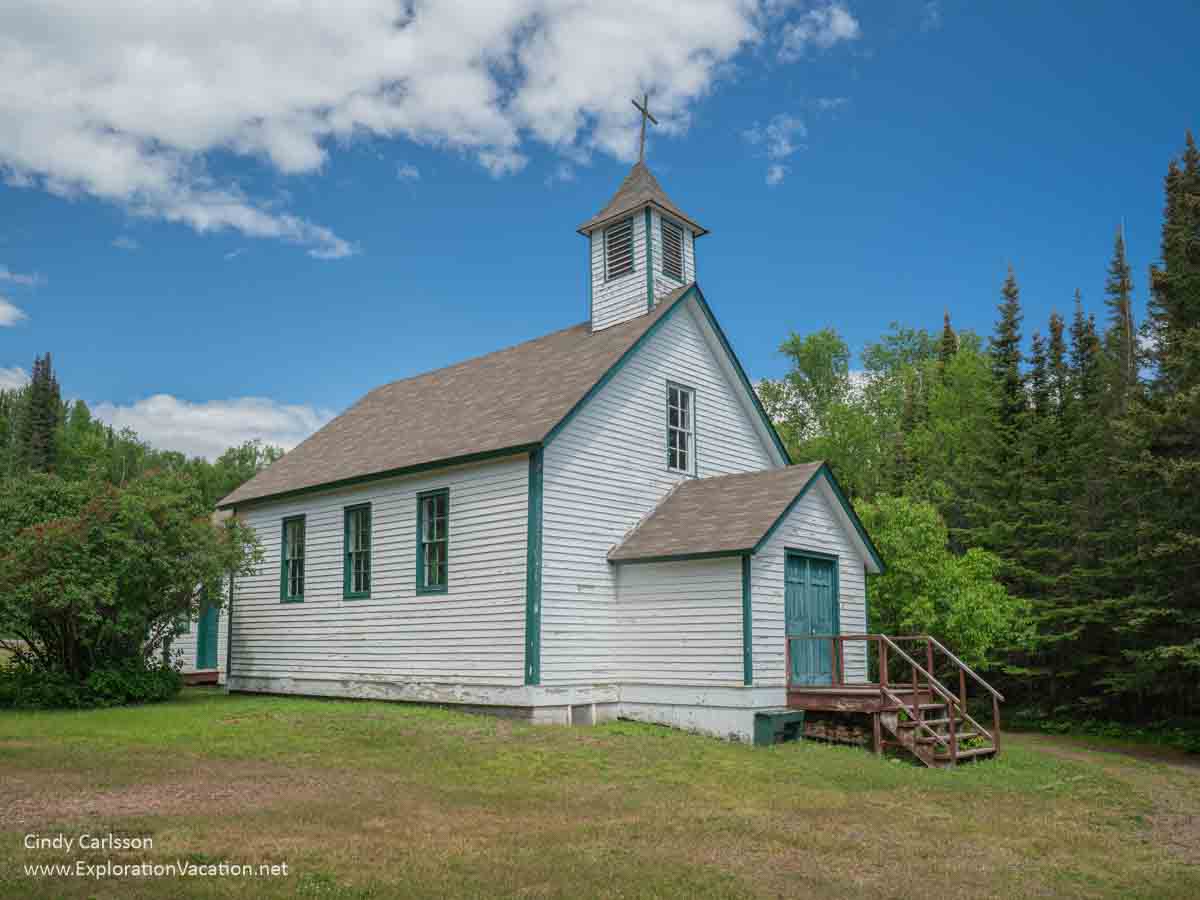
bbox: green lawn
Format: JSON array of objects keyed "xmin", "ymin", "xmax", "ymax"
[{"xmin": 2, "ymin": 690, "xmax": 1198, "ymax": 899}]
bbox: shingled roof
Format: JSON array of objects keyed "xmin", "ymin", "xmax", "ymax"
[
  {"xmin": 218, "ymin": 284, "xmax": 694, "ymax": 509},
  {"xmin": 607, "ymin": 462, "xmax": 885, "ymax": 572},
  {"xmin": 577, "ymin": 162, "xmax": 708, "ymax": 236}
]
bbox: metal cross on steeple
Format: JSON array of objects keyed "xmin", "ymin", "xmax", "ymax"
[{"xmin": 631, "ymin": 93, "xmax": 658, "ymax": 164}]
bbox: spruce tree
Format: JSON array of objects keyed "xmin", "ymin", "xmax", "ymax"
[
  {"xmin": 964, "ymin": 268, "xmax": 1027, "ymax": 572},
  {"xmin": 16, "ymin": 353, "xmax": 61, "ymax": 473},
  {"xmin": 990, "ymin": 267, "xmax": 1026, "ymax": 430},
  {"xmin": 1117, "ymin": 131, "xmax": 1200, "ymax": 714},
  {"xmin": 938, "ymin": 310, "xmax": 958, "ymax": 372},
  {"xmin": 1103, "ymin": 226, "xmax": 1138, "ymax": 403}
]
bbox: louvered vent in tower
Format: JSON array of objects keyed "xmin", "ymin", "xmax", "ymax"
[
  {"xmin": 604, "ymin": 216, "xmax": 635, "ymax": 280},
  {"xmin": 661, "ymin": 218, "xmax": 683, "ymax": 282}
]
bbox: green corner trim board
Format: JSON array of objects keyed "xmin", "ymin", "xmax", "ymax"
[
  {"xmin": 524, "ymin": 448, "xmax": 544, "ymax": 685},
  {"xmin": 644, "ymin": 207, "xmax": 654, "ymax": 311},
  {"xmin": 741, "ymin": 554, "xmax": 753, "ymax": 686}
]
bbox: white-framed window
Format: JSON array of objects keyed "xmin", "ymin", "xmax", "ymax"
[
  {"xmin": 667, "ymin": 382, "xmax": 695, "ymax": 474},
  {"xmin": 661, "ymin": 217, "xmax": 684, "ymax": 282},
  {"xmin": 604, "ymin": 216, "xmax": 635, "ymax": 280}
]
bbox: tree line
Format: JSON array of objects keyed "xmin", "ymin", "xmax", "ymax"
[
  {"xmin": 760, "ymin": 132, "xmax": 1199, "ymax": 722},
  {"xmin": 0, "ymin": 357, "xmax": 282, "ymax": 508}
]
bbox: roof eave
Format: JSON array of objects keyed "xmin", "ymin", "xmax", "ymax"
[
  {"xmin": 216, "ymin": 442, "xmax": 541, "ymax": 511},
  {"xmin": 607, "ymin": 547, "xmax": 752, "ymax": 565},
  {"xmin": 750, "ymin": 463, "xmax": 886, "ymax": 574},
  {"xmin": 577, "ymin": 200, "xmax": 709, "ymax": 238}
]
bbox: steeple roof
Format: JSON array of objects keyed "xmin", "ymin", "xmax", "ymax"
[{"xmin": 577, "ymin": 162, "xmax": 707, "ymax": 237}]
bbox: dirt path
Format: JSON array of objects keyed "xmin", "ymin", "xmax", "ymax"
[{"xmin": 1020, "ymin": 733, "xmax": 1200, "ymax": 865}]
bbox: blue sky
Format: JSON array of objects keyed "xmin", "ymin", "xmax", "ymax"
[{"xmin": 0, "ymin": 1, "xmax": 1195, "ymax": 457}]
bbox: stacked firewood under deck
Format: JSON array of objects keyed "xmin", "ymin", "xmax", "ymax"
[{"xmin": 756, "ymin": 634, "xmax": 1005, "ymax": 769}]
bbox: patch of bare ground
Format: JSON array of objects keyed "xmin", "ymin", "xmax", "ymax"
[
  {"xmin": 1023, "ymin": 734, "xmax": 1200, "ymax": 865},
  {"xmin": 0, "ymin": 759, "xmax": 331, "ymax": 830}
]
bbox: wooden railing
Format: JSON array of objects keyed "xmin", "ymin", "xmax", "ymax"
[{"xmin": 785, "ymin": 633, "xmax": 1004, "ymax": 758}]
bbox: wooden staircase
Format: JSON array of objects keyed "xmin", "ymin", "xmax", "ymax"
[
  {"xmin": 879, "ymin": 699, "xmax": 998, "ymax": 768},
  {"xmin": 786, "ymin": 633, "xmax": 1004, "ymax": 768}
]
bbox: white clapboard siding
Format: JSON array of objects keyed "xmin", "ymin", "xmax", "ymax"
[
  {"xmin": 751, "ymin": 481, "xmax": 869, "ymax": 686},
  {"xmin": 614, "ymin": 557, "xmax": 744, "ymax": 685},
  {"xmin": 541, "ymin": 296, "xmax": 779, "ymax": 686},
  {"xmin": 650, "ymin": 209, "xmax": 694, "ymax": 300},
  {"xmin": 590, "ymin": 213, "xmax": 648, "ymax": 331},
  {"xmin": 230, "ymin": 455, "xmax": 528, "ymax": 688}
]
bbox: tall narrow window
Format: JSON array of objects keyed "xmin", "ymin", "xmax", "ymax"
[
  {"xmin": 344, "ymin": 504, "xmax": 371, "ymax": 599},
  {"xmin": 417, "ymin": 489, "xmax": 449, "ymax": 593},
  {"xmin": 281, "ymin": 516, "xmax": 305, "ymax": 602},
  {"xmin": 661, "ymin": 218, "xmax": 684, "ymax": 282},
  {"xmin": 667, "ymin": 383, "xmax": 695, "ymax": 474},
  {"xmin": 604, "ymin": 216, "xmax": 635, "ymax": 280}
]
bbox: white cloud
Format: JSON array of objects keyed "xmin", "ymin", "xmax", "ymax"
[
  {"xmin": 223, "ymin": 248, "xmax": 246, "ymax": 261},
  {"xmin": 744, "ymin": 113, "xmax": 806, "ymax": 184},
  {"xmin": 0, "ymin": 295, "xmax": 27, "ymax": 326},
  {"xmin": 112, "ymin": 235, "xmax": 139, "ymax": 251},
  {"xmin": 0, "ymin": 366, "xmax": 29, "ymax": 390},
  {"xmin": 396, "ymin": 163, "xmax": 421, "ymax": 181},
  {"xmin": 0, "ymin": 264, "xmax": 42, "ymax": 287},
  {"xmin": 0, "ymin": 2, "xmax": 791, "ymax": 258},
  {"xmin": 779, "ymin": 3, "xmax": 861, "ymax": 61},
  {"xmin": 921, "ymin": 1, "xmax": 942, "ymax": 32},
  {"xmin": 91, "ymin": 395, "xmax": 335, "ymax": 461}
]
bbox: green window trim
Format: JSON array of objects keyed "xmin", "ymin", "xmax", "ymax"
[
  {"xmin": 666, "ymin": 381, "xmax": 697, "ymax": 476},
  {"xmin": 280, "ymin": 515, "xmax": 306, "ymax": 603},
  {"xmin": 343, "ymin": 503, "xmax": 372, "ymax": 600},
  {"xmin": 416, "ymin": 488, "xmax": 449, "ymax": 595}
]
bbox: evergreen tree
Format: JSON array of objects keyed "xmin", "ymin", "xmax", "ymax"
[
  {"xmin": 937, "ymin": 311, "xmax": 958, "ymax": 373},
  {"xmin": 964, "ymin": 269, "xmax": 1027, "ymax": 566},
  {"xmin": 16, "ymin": 353, "xmax": 61, "ymax": 473},
  {"xmin": 1103, "ymin": 225, "xmax": 1138, "ymax": 401},
  {"xmin": 1013, "ymin": 331, "xmax": 1057, "ymax": 598},
  {"xmin": 1115, "ymin": 131, "xmax": 1200, "ymax": 714},
  {"xmin": 990, "ymin": 267, "xmax": 1026, "ymax": 430},
  {"xmin": 1047, "ymin": 312, "xmax": 1069, "ymax": 416}
]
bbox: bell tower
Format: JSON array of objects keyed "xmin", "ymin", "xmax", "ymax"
[{"xmin": 577, "ymin": 98, "xmax": 707, "ymax": 332}]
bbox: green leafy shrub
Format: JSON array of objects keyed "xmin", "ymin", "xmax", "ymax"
[
  {"xmin": 0, "ymin": 659, "xmax": 182, "ymax": 709},
  {"xmin": 854, "ymin": 494, "xmax": 1031, "ymax": 669},
  {"xmin": 0, "ymin": 470, "xmax": 260, "ymax": 709}
]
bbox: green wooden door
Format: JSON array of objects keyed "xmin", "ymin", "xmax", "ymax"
[
  {"xmin": 785, "ymin": 553, "xmax": 838, "ymax": 686},
  {"xmin": 196, "ymin": 598, "xmax": 219, "ymax": 670}
]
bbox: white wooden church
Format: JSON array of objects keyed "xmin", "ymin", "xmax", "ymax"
[{"xmin": 214, "ymin": 156, "xmax": 891, "ymax": 744}]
